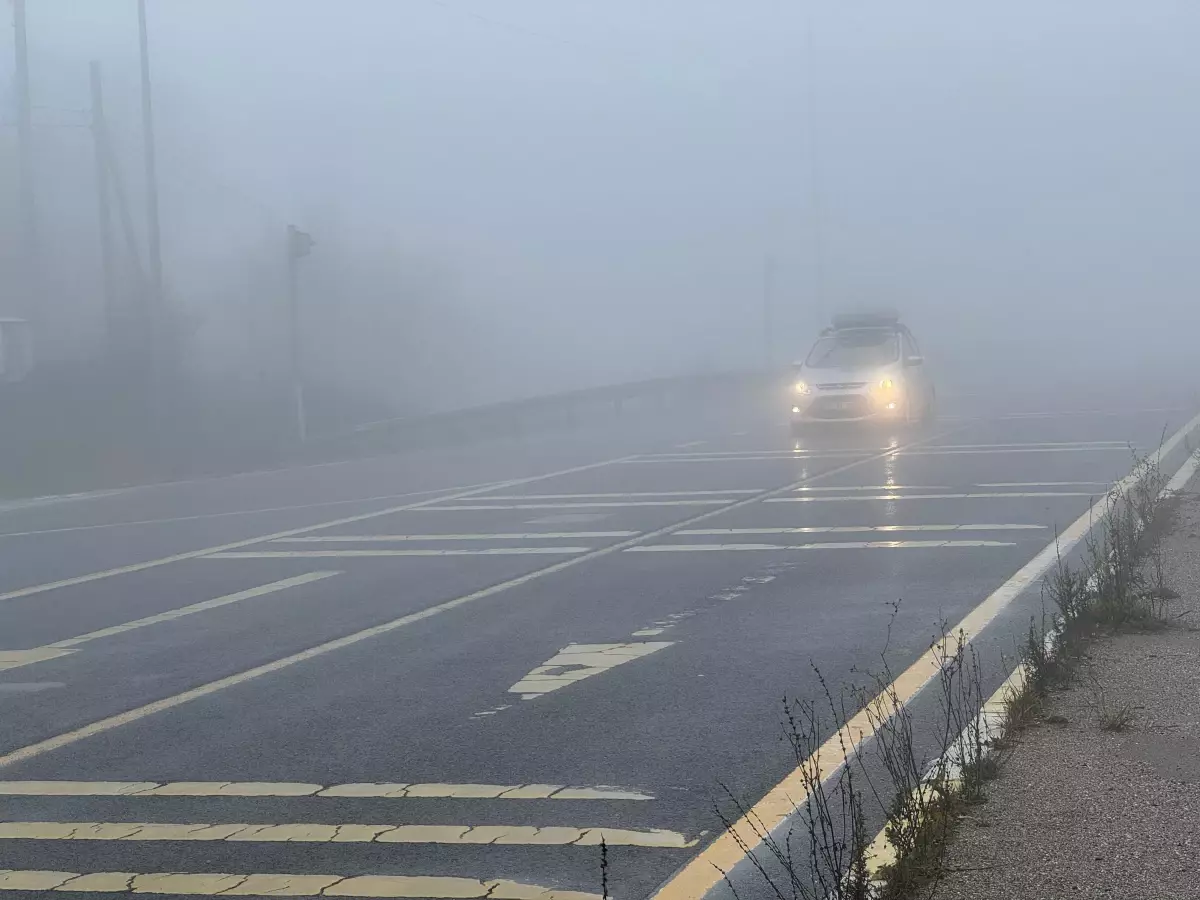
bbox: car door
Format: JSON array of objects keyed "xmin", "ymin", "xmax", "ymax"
[{"xmin": 902, "ymin": 331, "xmax": 931, "ymax": 413}]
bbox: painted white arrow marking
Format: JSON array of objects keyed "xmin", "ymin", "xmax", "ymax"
[{"xmin": 508, "ymin": 642, "xmax": 674, "ymax": 700}]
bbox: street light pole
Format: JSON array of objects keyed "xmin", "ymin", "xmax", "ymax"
[
  {"xmin": 286, "ymin": 225, "xmax": 314, "ymax": 443},
  {"xmin": 12, "ymin": 0, "xmax": 40, "ymax": 322},
  {"xmin": 137, "ymin": 0, "xmax": 164, "ymax": 331}
]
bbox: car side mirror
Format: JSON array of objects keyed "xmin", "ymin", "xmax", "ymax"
[{"xmin": 903, "ymin": 355, "xmax": 924, "ymax": 368}]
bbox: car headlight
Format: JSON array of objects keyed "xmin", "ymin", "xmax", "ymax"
[
  {"xmin": 879, "ymin": 377, "xmax": 895, "ymax": 390},
  {"xmin": 794, "ymin": 380, "xmax": 811, "ymax": 395}
]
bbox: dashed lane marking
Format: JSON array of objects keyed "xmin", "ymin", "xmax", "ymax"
[
  {"xmin": 0, "ymin": 780, "xmax": 653, "ymax": 800},
  {"xmin": 0, "ymin": 454, "xmax": 635, "ymax": 604},
  {"xmin": 0, "ymin": 573, "xmax": 340, "ymax": 673},
  {"xmin": 271, "ymin": 532, "xmax": 638, "ymax": 542},
  {"xmin": 0, "ymin": 424, "xmax": 959, "ymax": 769},
  {"xmin": 508, "ymin": 642, "xmax": 675, "ymax": 699},
  {"xmin": 0, "ymin": 820, "xmax": 693, "ymax": 847},
  {"xmin": 677, "ymin": 524, "xmax": 1045, "ymax": 535},
  {"xmin": 764, "ymin": 491, "xmax": 1094, "ymax": 503},
  {"xmin": 0, "ymin": 870, "xmax": 603, "ymax": 899},
  {"xmin": 626, "ymin": 540, "xmax": 1016, "ymax": 553},
  {"xmin": 205, "ymin": 548, "xmax": 592, "ymax": 559}
]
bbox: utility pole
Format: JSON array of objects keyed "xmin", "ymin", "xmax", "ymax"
[
  {"xmin": 12, "ymin": 0, "xmax": 40, "ymax": 322},
  {"xmin": 286, "ymin": 225, "xmax": 314, "ymax": 443},
  {"xmin": 762, "ymin": 253, "xmax": 775, "ymax": 372},
  {"xmin": 90, "ymin": 61, "xmax": 118, "ymax": 350},
  {"xmin": 137, "ymin": 0, "xmax": 164, "ymax": 333}
]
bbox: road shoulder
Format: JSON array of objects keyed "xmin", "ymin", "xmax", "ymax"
[{"xmin": 931, "ymin": 476, "xmax": 1200, "ymax": 900}]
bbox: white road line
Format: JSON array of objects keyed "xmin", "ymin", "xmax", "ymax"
[
  {"xmin": 793, "ymin": 485, "xmax": 947, "ymax": 492},
  {"xmin": 0, "ymin": 781, "xmax": 653, "ymax": 800},
  {"xmin": 205, "ymin": 548, "xmax": 592, "ymax": 559},
  {"xmin": 466, "ymin": 490, "xmax": 763, "ymax": 499},
  {"xmin": 0, "ymin": 574, "xmax": 339, "ymax": 673},
  {"xmin": 414, "ymin": 500, "xmax": 729, "ymax": 510},
  {"xmin": 0, "ymin": 820, "xmax": 692, "ymax": 848},
  {"xmin": 0, "ymin": 425, "xmax": 959, "ymax": 770},
  {"xmin": 0, "ymin": 455, "xmax": 634, "ymax": 604},
  {"xmin": 0, "ymin": 485, "xmax": 502, "ymax": 539},
  {"xmin": 764, "ymin": 491, "xmax": 1094, "ymax": 503},
  {"xmin": 976, "ymin": 481, "xmax": 1114, "ymax": 488},
  {"xmin": 634, "ymin": 441, "xmax": 1129, "ymax": 460},
  {"xmin": 0, "ymin": 870, "xmax": 603, "ymax": 899},
  {"xmin": 271, "ymin": 532, "xmax": 638, "ymax": 543},
  {"xmin": 508, "ymin": 642, "xmax": 675, "ymax": 699},
  {"xmin": 627, "ymin": 540, "xmax": 1015, "ymax": 553},
  {"xmin": 649, "ymin": 407, "xmax": 1200, "ymax": 900},
  {"xmin": 677, "ymin": 524, "xmax": 1045, "ymax": 536},
  {"xmin": 674, "ymin": 440, "xmax": 708, "ymax": 448}
]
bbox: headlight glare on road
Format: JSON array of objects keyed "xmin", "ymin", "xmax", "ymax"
[{"xmin": 794, "ymin": 380, "xmax": 811, "ymax": 395}]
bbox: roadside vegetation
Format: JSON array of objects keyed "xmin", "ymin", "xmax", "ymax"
[{"xmin": 714, "ymin": 444, "xmax": 1184, "ymax": 900}]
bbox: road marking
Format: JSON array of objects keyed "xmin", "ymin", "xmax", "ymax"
[
  {"xmin": 675, "ymin": 440, "xmax": 708, "ymax": 448},
  {"xmin": 466, "ymin": 490, "xmax": 763, "ymax": 499},
  {"xmin": 976, "ymin": 481, "xmax": 1114, "ymax": 488},
  {"xmin": 678, "ymin": 524, "xmax": 1045, "ymax": 535},
  {"xmin": 0, "ymin": 573, "xmax": 340, "ymax": 673},
  {"xmin": 272, "ymin": 532, "xmax": 638, "ymax": 542},
  {"xmin": 508, "ymin": 642, "xmax": 675, "ymax": 699},
  {"xmin": 0, "ymin": 870, "xmax": 602, "ymax": 899},
  {"xmin": 0, "ymin": 820, "xmax": 692, "ymax": 847},
  {"xmin": 627, "ymin": 540, "xmax": 1015, "ymax": 553},
  {"xmin": 764, "ymin": 491, "xmax": 1094, "ymax": 503},
  {"xmin": 0, "ymin": 425, "xmax": 958, "ymax": 769},
  {"xmin": 0, "ymin": 455, "xmax": 633, "ymax": 604},
  {"xmin": 416, "ymin": 501, "xmax": 728, "ymax": 510},
  {"xmin": 627, "ymin": 445, "xmax": 1135, "ymax": 463},
  {"xmin": 0, "ymin": 485, "xmax": 502, "ymax": 539},
  {"xmin": 205, "ymin": 548, "xmax": 591, "ymax": 559},
  {"xmin": 649, "ymin": 407, "xmax": 1200, "ymax": 900},
  {"xmin": 793, "ymin": 485, "xmax": 947, "ymax": 491},
  {"xmin": 0, "ymin": 780, "xmax": 652, "ymax": 800}
]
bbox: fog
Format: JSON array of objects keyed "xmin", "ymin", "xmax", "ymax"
[{"xmin": 3, "ymin": 1, "xmax": 1199, "ymax": 418}]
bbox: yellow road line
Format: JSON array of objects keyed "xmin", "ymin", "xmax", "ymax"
[
  {"xmin": 0, "ymin": 456, "xmax": 634, "ymax": 604},
  {"xmin": 649, "ymin": 408, "xmax": 1200, "ymax": 900},
  {"xmin": 205, "ymin": 548, "xmax": 592, "ymax": 559},
  {"xmin": 0, "ymin": 574, "xmax": 340, "ymax": 673},
  {"xmin": 0, "ymin": 781, "xmax": 653, "ymax": 800},
  {"xmin": 0, "ymin": 426, "xmax": 959, "ymax": 769},
  {"xmin": 0, "ymin": 820, "xmax": 693, "ymax": 847},
  {"xmin": 0, "ymin": 870, "xmax": 601, "ymax": 899}
]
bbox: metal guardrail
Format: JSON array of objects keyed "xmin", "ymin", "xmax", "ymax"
[{"xmin": 300, "ymin": 371, "xmax": 768, "ymax": 461}]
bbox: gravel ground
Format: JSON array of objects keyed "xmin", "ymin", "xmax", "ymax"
[{"xmin": 931, "ymin": 475, "xmax": 1200, "ymax": 900}]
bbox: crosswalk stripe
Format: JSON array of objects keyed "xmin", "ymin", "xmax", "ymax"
[
  {"xmin": 204, "ymin": 548, "xmax": 592, "ymax": 559},
  {"xmin": 0, "ymin": 574, "xmax": 340, "ymax": 673},
  {"xmin": 0, "ymin": 781, "xmax": 652, "ymax": 800},
  {"xmin": 764, "ymin": 492, "xmax": 1093, "ymax": 503},
  {"xmin": 0, "ymin": 870, "xmax": 602, "ymax": 899},
  {"xmin": 0, "ymin": 820, "xmax": 693, "ymax": 847},
  {"xmin": 627, "ymin": 540, "xmax": 1015, "ymax": 552},
  {"xmin": 677, "ymin": 524, "xmax": 1045, "ymax": 535},
  {"xmin": 271, "ymin": 532, "xmax": 637, "ymax": 542}
]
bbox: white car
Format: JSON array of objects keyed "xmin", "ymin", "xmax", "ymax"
[{"xmin": 790, "ymin": 312, "xmax": 935, "ymax": 429}]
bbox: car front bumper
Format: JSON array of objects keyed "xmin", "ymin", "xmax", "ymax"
[{"xmin": 790, "ymin": 391, "xmax": 908, "ymax": 423}]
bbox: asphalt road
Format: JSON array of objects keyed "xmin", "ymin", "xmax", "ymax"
[{"xmin": 0, "ymin": 388, "xmax": 1195, "ymax": 900}]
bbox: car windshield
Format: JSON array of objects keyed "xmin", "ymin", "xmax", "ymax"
[{"xmin": 804, "ymin": 329, "xmax": 899, "ymax": 369}]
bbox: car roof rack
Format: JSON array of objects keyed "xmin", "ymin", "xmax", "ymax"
[{"xmin": 830, "ymin": 310, "xmax": 900, "ymax": 330}]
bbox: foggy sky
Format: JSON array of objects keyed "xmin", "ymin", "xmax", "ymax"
[{"xmin": 3, "ymin": 1, "xmax": 1199, "ymax": 410}]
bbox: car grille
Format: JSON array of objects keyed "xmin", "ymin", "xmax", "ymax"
[
  {"xmin": 808, "ymin": 395, "xmax": 872, "ymax": 419},
  {"xmin": 815, "ymin": 382, "xmax": 868, "ymax": 390}
]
